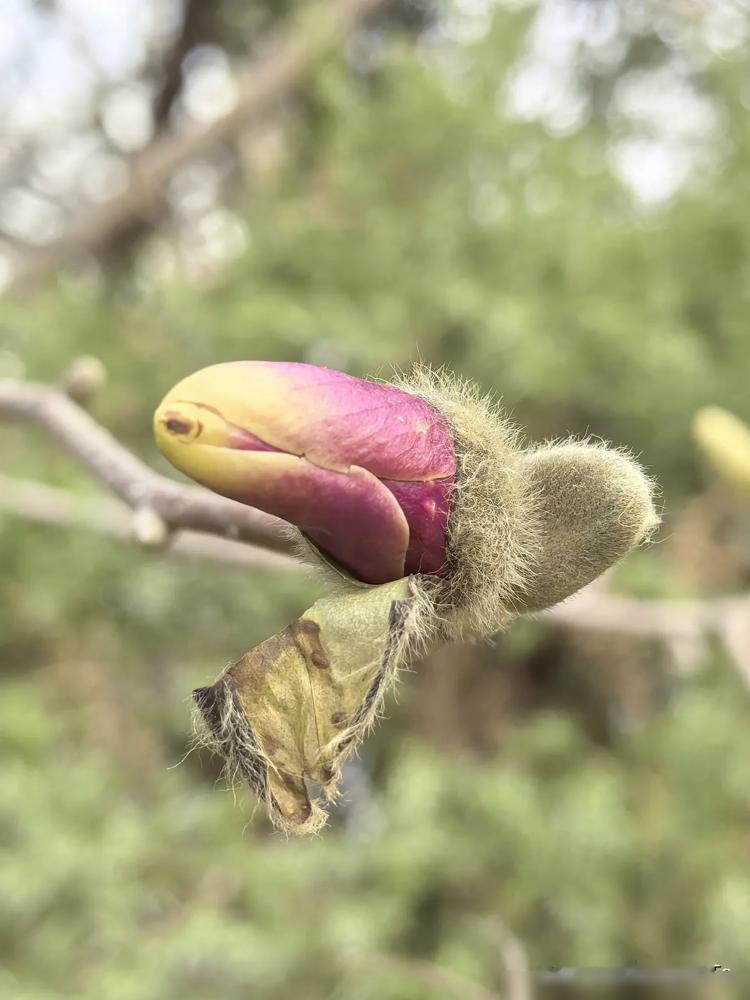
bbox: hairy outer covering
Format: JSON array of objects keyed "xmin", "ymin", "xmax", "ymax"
[
  {"xmin": 394, "ymin": 368, "xmax": 659, "ymax": 639},
  {"xmin": 514, "ymin": 441, "xmax": 659, "ymax": 612},
  {"xmin": 191, "ymin": 367, "xmax": 659, "ymax": 834},
  {"xmin": 393, "ymin": 368, "xmax": 542, "ymax": 642}
]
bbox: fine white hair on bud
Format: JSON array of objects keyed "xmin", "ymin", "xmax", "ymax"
[
  {"xmin": 391, "ymin": 366, "xmax": 660, "ymax": 641},
  {"xmin": 513, "ymin": 441, "xmax": 659, "ymax": 614}
]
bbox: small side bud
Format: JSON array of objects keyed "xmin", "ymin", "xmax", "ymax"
[
  {"xmin": 132, "ymin": 506, "xmax": 170, "ymax": 548},
  {"xmin": 61, "ymin": 355, "xmax": 107, "ymax": 405}
]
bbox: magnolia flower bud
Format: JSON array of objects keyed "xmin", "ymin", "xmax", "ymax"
[
  {"xmin": 155, "ymin": 364, "xmax": 659, "ymax": 833},
  {"xmin": 154, "ymin": 362, "xmax": 455, "ymax": 584}
]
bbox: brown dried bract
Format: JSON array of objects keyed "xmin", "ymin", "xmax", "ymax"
[{"xmin": 192, "ymin": 578, "xmax": 421, "ymax": 834}]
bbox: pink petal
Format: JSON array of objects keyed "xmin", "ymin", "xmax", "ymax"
[
  {"xmin": 162, "ymin": 362, "xmax": 456, "ymax": 482},
  {"xmin": 383, "ymin": 478, "xmax": 454, "ymax": 576},
  {"xmin": 159, "ymin": 442, "xmax": 409, "ymax": 584},
  {"xmin": 155, "ymin": 362, "xmax": 456, "ymax": 582}
]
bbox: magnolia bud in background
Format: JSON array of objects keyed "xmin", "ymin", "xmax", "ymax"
[
  {"xmin": 693, "ymin": 406, "xmax": 750, "ymax": 496},
  {"xmin": 155, "ymin": 363, "xmax": 659, "ymax": 833}
]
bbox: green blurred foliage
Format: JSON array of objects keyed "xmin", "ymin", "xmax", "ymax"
[
  {"xmin": 1, "ymin": 668, "xmax": 749, "ymax": 999},
  {"xmin": 2, "ymin": 1, "xmax": 750, "ymax": 996}
]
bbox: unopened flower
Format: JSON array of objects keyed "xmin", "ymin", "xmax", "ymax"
[
  {"xmin": 155, "ymin": 364, "xmax": 659, "ymax": 833},
  {"xmin": 154, "ymin": 361, "xmax": 455, "ymax": 584}
]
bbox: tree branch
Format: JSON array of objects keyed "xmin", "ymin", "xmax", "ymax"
[
  {"xmin": 0, "ymin": 474, "xmax": 296, "ymax": 571},
  {"xmin": 538, "ymin": 589, "xmax": 750, "ymax": 686},
  {"xmin": 540, "ymin": 590, "xmax": 739, "ymax": 638},
  {"xmin": 0, "ymin": 377, "xmax": 294, "ymax": 556},
  {"xmin": 8, "ymin": 0, "xmax": 389, "ymax": 291}
]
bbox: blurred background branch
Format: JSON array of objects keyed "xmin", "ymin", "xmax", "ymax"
[
  {"xmin": 7, "ymin": 0, "xmax": 389, "ymax": 293},
  {"xmin": 0, "ymin": 473, "xmax": 295, "ymax": 571},
  {"xmin": 544, "ymin": 590, "xmax": 750, "ymax": 687}
]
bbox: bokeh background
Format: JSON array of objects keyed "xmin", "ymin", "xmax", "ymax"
[{"xmin": 1, "ymin": 1, "xmax": 750, "ymax": 997}]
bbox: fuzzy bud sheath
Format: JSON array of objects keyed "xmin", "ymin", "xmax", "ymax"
[{"xmin": 154, "ymin": 363, "xmax": 659, "ymax": 834}]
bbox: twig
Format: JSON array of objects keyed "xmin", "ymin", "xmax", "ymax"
[
  {"xmin": 0, "ymin": 377, "xmax": 294, "ymax": 555},
  {"xmin": 0, "ymin": 474, "xmax": 296, "ymax": 571},
  {"xmin": 541, "ymin": 591, "xmax": 733, "ymax": 638},
  {"xmin": 8, "ymin": 0, "xmax": 389, "ymax": 291},
  {"xmin": 540, "ymin": 589, "xmax": 750, "ymax": 686}
]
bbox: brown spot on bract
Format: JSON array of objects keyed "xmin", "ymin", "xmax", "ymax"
[
  {"xmin": 291, "ymin": 618, "xmax": 321, "ymax": 640},
  {"xmin": 290, "ymin": 617, "xmax": 330, "ymax": 672}
]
